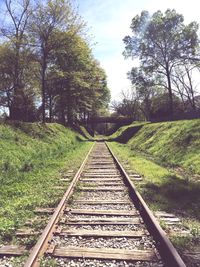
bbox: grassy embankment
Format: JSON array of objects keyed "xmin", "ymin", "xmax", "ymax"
[
  {"xmin": 78, "ymin": 125, "xmax": 93, "ymax": 139},
  {"xmin": 109, "ymin": 119, "xmax": 200, "ymax": 253},
  {"xmin": 0, "ymin": 122, "xmax": 92, "ymax": 241},
  {"xmin": 107, "ymin": 121, "xmax": 149, "ymax": 142}
]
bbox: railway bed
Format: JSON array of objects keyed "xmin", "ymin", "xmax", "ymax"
[{"xmin": 0, "ymin": 142, "xmax": 186, "ymax": 267}]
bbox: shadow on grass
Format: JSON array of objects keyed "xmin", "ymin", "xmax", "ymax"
[
  {"xmin": 141, "ymin": 175, "xmax": 200, "ymax": 219},
  {"xmin": 80, "ymin": 125, "xmax": 145, "ymax": 143},
  {"xmin": 108, "ymin": 125, "xmax": 144, "ymax": 143}
]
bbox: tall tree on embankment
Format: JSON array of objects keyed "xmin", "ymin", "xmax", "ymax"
[
  {"xmin": 29, "ymin": 0, "xmax": 85, "ymax": 123},
  {"xmin": 123, "ymin": 9, "xmax": 199, "ymax": 120},
  {"xmin": 45, "ymin": 32, "xmax": 110, "ymax": 125},
  {"xmin": 0, "ymin": 0, "xmax": 33, "ymax": 120},
  {"xmin": 0, "ymin": 0, "xmax": 110, "ymax": 123}
]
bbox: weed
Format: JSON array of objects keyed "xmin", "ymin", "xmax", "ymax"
[
  {"xmin": 18, "ymin": 236, "xmax": 38, "ymax": 249},
  {"xmin": 159, "ymin": 220, "xmax": 168, "ymax": 230},
  {"xmin": 10, "ymin": 256, "xmax": 28, "ymax": 267},
  {"xmin": 20, "ymin": 162, "xmax": 34, "ymax": 172},
  {"xmin": 171, "ymin": 235, "xmax": 194, "ymax": 250},
  {"xmin": 41, "ymin": 258, "xmax": 58, "ymax": 267}
]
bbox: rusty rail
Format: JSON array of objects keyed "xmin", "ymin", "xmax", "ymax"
[
  {"xmin": 24, "ymin": 141, "xmax": 186, "ymax": 267},
  {"xmin": 106, "ymin": 142, "xmax": 186, "ymax": 267},
  {"xmin": 24, "ymin": 143, "xmax": 95, "ymax": 267}
]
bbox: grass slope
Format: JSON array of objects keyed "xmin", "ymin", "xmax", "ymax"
[
  {"xmin": 107, "ymin": 121, "xmax": 149, "ymax": 142},
  {"xmin": 109, "ymin": 119, "xmax": 200, "ymax": 264},
  {"xmin": 127, "ymin": 119, "xmax": 200, "ymax": 175},
  {"xmin": 109, "ymin": 142, "xmax": 200, "ymax": 261},
  {"xmin": 0, "ymin": 122, "xmax": 92, "ymax": 239},
  {"xmin": 109, "ymin": 142, "xmax": 200, "ymax": 218},
  {"xmin": 78, "ymin": 125, "xmax": 93, "ymax": 139},
  {"xmin": 110, "ymin": 119, "xmax": 200, "ymax": 175}
]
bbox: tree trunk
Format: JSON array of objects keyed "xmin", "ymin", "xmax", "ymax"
[
  {"xmin": 59, "ymin": 87, "xmax": 66, "ymax": 125},
  {"xmin": 67, "ymin": 104, "xmax": 73, "ymax": 125},
  {"xmin": 49, "ymin": 94, "xmax": 53, "ymax": 122},
  {"xmin": 6, "ymin": 91, "xmax": 12, "ymax": 118},
  {"xmin": 41, "ymin": 55, "xmax": 47, "ymax": 123},
  {"xmin": 9, "ymin": 43, "xmax": 23, "ymax": 120},
  {"xmin": 61, "ymin": 107, "xmax": 65, "ymax": 125},
  {"xmin": 185, "ymin": 66, "xmax": 196, "ymax": 112},
  {"xmin": 10, "ymin": 88, "xmax": 25, "ymax": 120},
  {"xmin": 166, "ymin": 69, "xmax": 174, "ymax": 120}
]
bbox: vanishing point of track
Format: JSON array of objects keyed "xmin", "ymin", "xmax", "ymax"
[{"xmin": 2, "ymin": 142, "xmax": 186, "ymax": 266}]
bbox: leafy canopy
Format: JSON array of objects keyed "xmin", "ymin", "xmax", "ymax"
[{"xmin": 124, "ymin": 9, "xmax": 199, "ymax": 72}]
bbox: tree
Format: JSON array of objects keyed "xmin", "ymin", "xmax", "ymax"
[
  {"xmin": 45, "ymin": 32, "xmax": 110, "ymax": 125},
  {"xmin": 51, "ymin": 32, "xmax": 92, "ymax": 124},
  {"xmin": 111, "ymin": 88, "xmax": 140, "ymax": 120},
  {"xmin": 172, "ymin": 62, "xmax": 199, "ymax": 113},
  {"xmin": 127, "ymin": 67, "xmax": 160, "ymax": 120},
  {"xmin": 150, "ymin": 93, "xmax": 184, "ymax": 121},
  {"xmin": 0, "ymin": 42, "xmax": 39, "ymax": 120},
  {"xmin": 87, "ymin": 60, "xmax": 110, "ymax": 119},
  {"xmin": 0, "ymin": 0, "xmax": 110, "ymax": 122},
  {"xmin": 0, "ymin": 44, "xmax": 14, "ymax": 116},
  {"xmin": 29, "ymin": 0, "xmax": 85, "ymax": 122},
  {"xmin": 0, "ymin": 0, "xmax": 32, "ymax": 119},
  {"xmin": 123, "ymin": 9, "xmax": 199, "ymax": 119}
]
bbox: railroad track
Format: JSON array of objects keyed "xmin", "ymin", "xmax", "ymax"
[{"xmin": 0, "ymin": 142, "xmax": 186, "ymax": 267}]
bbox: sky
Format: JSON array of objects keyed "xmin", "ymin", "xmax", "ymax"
[
  {"xmin": 0, "ymin": 0, "xmax": 200, "ymax": 102},
  {"xmin": 76, "ymin": 0, "xmax": 200, "ymax": 101}
]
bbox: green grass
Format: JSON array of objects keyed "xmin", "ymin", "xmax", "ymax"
[
  {"xmin": 107, "ymin": 121, "xmax": 149, "ymax": 141},
  {"xmin": 108, "ymin": 119, "xmax": 200, "ymax": 264},
  {"xmin": 75, "ymin": 125, "xmax": 93, "ymax": 140},
  {"xmin": 127, "ymin": 119, "xmax": 200, "ymax": 175},
  {"xmin": 109, "ymin": 142, "xmax": 200, "ymax": 217},
  {"xmin": 0, "ymin": 121, "xmax": 92, "ymax": 240},
  {"xmin": 109, "ymin": 142, "xmax": 200, "ymax": 260}
]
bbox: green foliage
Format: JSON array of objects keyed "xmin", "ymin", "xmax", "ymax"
[
  {"xmin": 126, "ymin": 67, "xmax": 156, "ymax": 121},
  {"xmin": 47, "ymin": 32, "xmax": 110, "ymax": 124},
  {"xmin": 0, "ymin": 122, "xmax": 92, "ymax": 239},
  {"xmin": 124, "ymin": 9, "xmax": 198, "ymax": 69},
  {"xmin": 123, "ymin": 9, "xmax": 199, "ymax": 118},
  {"xmin": 171, "ymin": 235, "xmax": 198, "ymax": 250},
  {"xmin": 0, "ymin": 0, "xmax": 110, "ymax": 123}
]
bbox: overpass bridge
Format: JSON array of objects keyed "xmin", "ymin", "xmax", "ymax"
[
  {"xmin": 85, "ymin": 116, "xmax": 134, "ymax": 124},
  {"xmin": 79, "ymin": 116, "xmax": 134, "ymax": 136}
]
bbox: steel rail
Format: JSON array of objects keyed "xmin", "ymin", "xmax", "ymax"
[
  {"xmin": 106, "ymin": 142, "xmax": 186, "ymax": 267},
  {"xmin": 24, "ymin": 143, "xmax": 95, "ymax": 267}
]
